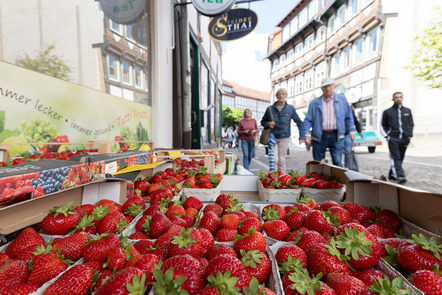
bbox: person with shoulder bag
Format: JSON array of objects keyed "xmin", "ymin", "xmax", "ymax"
[{"xmin": 237, "ymin": 109, "xmax": 259, "ymax": 171}]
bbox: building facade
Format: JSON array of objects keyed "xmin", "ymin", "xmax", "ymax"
[{"xmin": 267, "ymin": 0, "xmax": 442, "ymax": 148}]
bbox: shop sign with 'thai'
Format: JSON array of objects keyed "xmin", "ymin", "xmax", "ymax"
[
  {"xmin": 208, "ymin": 8, "xmax": 258, "ymax": 41},
  {"xmin": 100, "ymin": 0, "xmax": 146, "ymax": 24},
  {"xmin": 192, "ymin": 0, "xmax": 236, "ymax": 16}
]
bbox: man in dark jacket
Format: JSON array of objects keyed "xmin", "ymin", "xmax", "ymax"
[{"xmin": 381, "ymin": 92, "xmax": 414, "ymax": 184}]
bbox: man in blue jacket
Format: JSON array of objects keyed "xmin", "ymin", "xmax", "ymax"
[{"xmin": 304, "ymin": 77, "xmax": 355, "ymax": 167}]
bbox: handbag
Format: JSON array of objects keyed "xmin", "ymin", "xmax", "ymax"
[
  {"xmin": 259, "ymin": 107, "xmax": 274, "ymax": 145},
  {"xmin": 348, "ymin": 141, "xmax": 359, "ymax": 171}
]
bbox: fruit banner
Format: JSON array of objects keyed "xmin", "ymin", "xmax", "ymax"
[{"xmin": 0, "ymin": 61, "xmax": 152, "ymax": 156}]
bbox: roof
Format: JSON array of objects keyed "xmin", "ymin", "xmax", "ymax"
[{"xmin": 223, "ymin": 80, "xmax": 271, "ymax": 102}]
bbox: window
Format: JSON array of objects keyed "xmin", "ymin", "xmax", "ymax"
[
  {"xmin": 328, "ymin": 16, "xmax": 336, "ymax": 35},
  {"xmin": 108, "ymin": 54, "xmax": 119, "ymax": 81},
  {"xmin": 287, "ymin": 48, "xmax": 294, "ymax": 63},
  {"xmin": 122, "ymin": 60, "xmax": 132, "ymax": 85},
  {"xmin": 331, "ymin": 52, "xmax": 341, "ymax": 75},
  {"xmin": 316, "ymin": 26, "xmax": 325, "ymax": 44},
  {"xmin": 299, "ymin": 8, "xmax": 308, "ymax": 27},
  {"xmin": 144, "ymin": 70, "xmax": 149, "ymax": 91},
  {"xmin": 272, "ymin": 59, "xmax": 279, "ymax": 70},
  {"xmin": 296, "ymin": 75, "xmax": 303, "ymax": 93},
  {"xmin": 305, "ymin": 69, "xmax": 313, "ymax": 90},
  {"xmin": 279, "ymin": 54, "xmax": 286, "ymax": 67},
  {"xmin": 309, "ymin": 0, "xmax": 318, "ymax": 19},
  {"xmin": 295, "ymin": 42, "xmax": 304, "ymax": 59},
  {"xmin": 126, "ymin": 25, "xmax": 133, "ymax": 41},
  {"xmin": 367, "ymin": 28, "xmax": 379, "ymax": 57},
  {"xmin": 110, "ymin": 20, "xmax": 122, "ymax": 34},
  {"xmin": 288, "ymin": 78, "xmax": 295, "ymax": 96},
  {"xmin": 337, "ymin": 6, "xmax": 347, "ymax": 28},
  {"xmin": 290, "ymin": 16, "xmax": 298, "ymax": 35},
  {"xmin": 353, "ymin": 38, "xmax": 364, "ymax": 65},
  {"xmin": 314, "ymin": 63, "xmax": 325, "ymax": 88},
  {"xmin": 349, "ymin": 0, "xmax": 359, "ymax": 17},
  {"xmin": 343, "ymin": 47, "xmax": 351, "ymax": 70},
  {"xmin": 134, "ymin": 66, "xmax": 142, "ymax": 88},
  {"xmin": 282, "ymin": 25, "xmax": 290, "ymax": 43},
  {"xmin": 305, "ymin": 34, "xmax": 314, "ymax": 52}
]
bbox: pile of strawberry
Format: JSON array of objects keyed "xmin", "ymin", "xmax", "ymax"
[
  {"xmin": 172, "ymin": 155, "xmax": 221, "ymax": 169},
  {"xmin": 259, "ymin": 170, "xmax": 342, "ymax": 190},
  {"xmin": 133, "ymin": 167, "xmax": 183, "ymax": 202}
]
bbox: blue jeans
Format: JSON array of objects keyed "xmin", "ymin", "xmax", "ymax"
[
  {"xmin": 343, "ymin": 134, "xmax": 352, "ymax": 168},
  {"xmin": 312, "ymin": 133, "xmax": 345, "ymax": 167},
  {"xmin": 241, "ymin": 140, "xmax": 255, "ymax": 170}
]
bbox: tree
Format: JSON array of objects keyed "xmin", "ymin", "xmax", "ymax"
[
  {"xmin": 407, "ymin": 8, "xmax": 442, "ymax": 88},
  {"xmin": 222, "ymin": 104, "xmax": 243, "ymax": 128},
  {"xmin": 15, "ymin": 43, "xmax": 72, "ymax": 80}
]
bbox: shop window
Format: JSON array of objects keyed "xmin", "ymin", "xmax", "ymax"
[
  {"xmin": 108, "ymin": 54, "xmax": 119, "ymax": 81},
  {"xmin": 122, "ymin": 60, "xmax": 132, "ymax": 85}
]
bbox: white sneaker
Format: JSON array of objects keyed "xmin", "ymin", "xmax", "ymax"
[{"xmin": 264, "ymin": 155, "xmax": 268, "ymax": 158}]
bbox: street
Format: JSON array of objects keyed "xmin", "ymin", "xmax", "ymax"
[{"xmin": 228, "ymin": 145, "xmax": 442, "ymax": 194}]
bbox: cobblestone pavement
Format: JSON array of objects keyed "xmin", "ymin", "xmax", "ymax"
[{"xmin": 227, "ymin": 145, "xmax": 442, "ymax": 194}]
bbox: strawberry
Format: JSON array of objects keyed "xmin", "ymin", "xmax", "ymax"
[
  {"xmin": 298, "ymin": 195, "xmax": 319, "ymax": 210},
  {"xmin": 261, "ymin": 204, "xmax": 286, "ymax": 221},
  {"xmin": 169, "ymin": 215, "xmax": 187, "ymax": 227},
  {"xmin": 156, "ymin": 254, "xmax": 205, "ymax": 295},
  {"xmin": 240, "ymin": 250, "xmax": 271, "ymax": 284},
  {"xmin": 129, "ymin": 231, "xmax": 150, "ymax": 240},
  {"xmin": 134, "ymin": 179, "xmax": 150, "ymax": 196},
  {"xmin": 366, "ymin": 223, "xmax": 385, "ymax": 238},
  {"xmin": 372, "ymin": 208, "xmax": 401, "ymax": 231},
  {"xmin": 215, "ymin": 194, "xmax": 236, "ymax": 211},
  {"xmin": 0, "ymin": 259, "xmax": 29, "ymax": 289},
  {"xmin": 41, "ymin": 201, "xmax": 80, "ymax": 235},
  {"xmin": 354, "ymin": 268, "xmax": 387, "ymax": 287},
  {"xmin": 42, "ymin": 264, "xmax": 93, "ymax": 295},
  {"xmin": 303, "ymin": 210, "xmax": 335, "ymax": 235},
  {"xmin": 343, "ymin": 202, "xmax": 374, "ymax": 223},
  {"xmin": 149, "ymin": 187, "xmax": 174, "ymax": 207},
  {"xmin": 51, "ymin": 231, "xmax": 89, "ymax": 261},
  {"xmin": 233, "ymin": 228, "xmax": 267, "ymax": 256},
  {"xmin": 275, "ymin": 244, "xmax": 308, "ymax": 273},
  {"xmin": 143, "ymin": 204, "xmax": 166, "ymax": 216},
  {"xmin": 83, "ymin": 233, "xmax": 120, "ymax": 262},
  {"xmin": 134, "ymin": 254, "xmax": 161, "ymax": 292},
  {"xmin": 166, "ymin": 204, "xmax": 186, "ymax": 218},
  {"xmin": 195, "ymin": 228, "xmax": 215, "ymax": 258},
  {"xmin": 199, "ymin": 210, "xmax": 221, "ymax": 235},
  {"xmin": 221, "ymin": 214, "xmax": 241, "ymax": 230},
  {"xmin": 369, "ymin": 277, "xmax": 414, "ymax": 295},
  {"xmin": 328, "ymin": 206, "xmax": 351, "ymax": 226},
  {"xmin": 198, "ymin": 287, "xmax": 222, "ymax": 295},
  {"xmin": 96, "ymin": 212, "xmax": 129, "ymax": 235},
  {"xmin": 150, "ymin": 213, "xmax": 173, "ymax": 238},
  {"xmin": 5, "ymin": 227, "xmax": 45, "ymax": 259},
  {"xmin": 409, "ymin": 266, "xmax": 442, "ymax": 295},
  {"xmin": 239, "ymin": 217, "xmax": 262, "ymax": 236},
  {"xmin": 206, "ymin": 243, "xmax": 235, "ymax": 259},
  {"xmin": 95, "ymin": 267, "xmax": 146, "ymax": 295},
  {"xmin": 133, "ymin": 239, "xmax": 155, "ymax": 254},
  {"xmin": 263, "ymin": 219, "xmax": 290, "ymax": 241},
  {"xmin": 297, "ymin": 229, "xmax": 326, "ymax": 255},
  {"xmin": 27, "ymin": 252, "xmax": 70, "ymax": 286},
  {"xmin": 397, "ymin": 233, "xmax": 442, "ymax": 274},
  {"xmin": 0, "ymin": 253, "xmax": 10, "ymax": 263},
  {"xmin": 243, "ymin": 277, "xmax": 277, "ymax": 295},
  {"xmin": 122, "ymin": 196, "xmax": 146, "ymax": 217},
  {"xmin": 284, "ymin": 210, "xmax": 306, "ymax": 231},
  {"xmin": 182, "ymin": 214, "xmax": 196, "ymax": 228},
  {"xmin": 319, "ymin": 200, "xmax": 342, "ymax": 211},
  {"xmin": 284, "ymin": 268, "xmax": 336, "ymax": 295},
  {"xmin": 308, "ymin": 240, "xmax": 351, "ymax": 281},
  {"xmin": 168, "ymin": 228, "xmax": 203, "ymax": 258},
  {"xmin": 215, "ymin": 228, "xmax": 238, "ymax": 242},
  {"xmin": 326, "ymin": 273, "xmax": 369, "ymax": 295},
  {"xmin": 204, "ymin": 254, "xmax": 247, "ymax": 289},
  {"xmin": 0, "ymin": 283, "xmax": 39, "ymax": 295},
  {"xmin": 204, "ymin": 203, "xmax": 224, "ymax": 217},
  {"xmin": 103, "ymin": 246, "xmax": 127, "ymax": 272}
]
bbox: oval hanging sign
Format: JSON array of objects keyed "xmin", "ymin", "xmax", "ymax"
[
  {"xmin": 208, "ymin": 8, "xmax": 258, "ymax": 41},
  {"xmin": 100, "ymin": 0, "xmax": 146, "ymax": 24},
  {"xmin": 192, "ymin": 0, "xmax": 236, "ymax": 16}
]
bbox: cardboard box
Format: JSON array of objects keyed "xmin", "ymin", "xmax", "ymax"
[
  {"xmin": 346, "ymin": 178, "xmax": 442, "ymax": 236},
  {"xmin": 305, "ymin": 160, "xmax": 373, "ymax": 185},
  {"xmin": 0, "ymin": 177, "xmax": 126, "ymax": 236},
  {"xmin": 257, "ymin": 178, "xmax": 302, "ymax": 202},
  {"xmin": 220, "ymin": 175, "xmax": 260, "ymax": 202},
  {"xmin": 182, "ymin": 178, "xmax": 224, "ymax": 202}
]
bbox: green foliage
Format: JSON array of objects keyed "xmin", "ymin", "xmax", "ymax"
[
  {"xmin": 136, "ymin": 122, "xmax": 149, "ymax": 142},
  {"xmin": 407, "ymin": 7, "xmax": 442, "ymax": 88},
  {"xmin": 15, "ymin": 43, "xmax": 72, "ymax": 80},
  {"xmin": 222, "ymin": 104, "xmax": 243, "ymax": 128}
]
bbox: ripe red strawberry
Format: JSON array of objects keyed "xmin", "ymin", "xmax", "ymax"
[
  {"xmin": 199, "ymin": 210, "xmax": 221, "ymax": 235},
  {"xmin": 261, "ymin": 204, "xmax": 286, "ymax": 221},
  {"xmin": 215, "ymin": 193, "xmax": 236, "ymax": 210},
  {"xmin": 239, "ymin": 217, "xmax": 262, "ymax": 235},
  {"xmin": 297, "ymin": 229, "xmax": 326, "ymax": 255},
  {"xmin": 122, "ymin": 196, "xmax": 146, "ymax": 217},
  {"xmin": 215, "ymin": 228, "xmax": 237, "ymax": 242},
  {"xmin": 0, "ymin": 259, "xmax": 29, "ymax": 289},
  {"xmin": 51, "ymin": 231, "xmax": 89, "ymax": 261},
  {"xmin": 5, "ymin": 227, "xmax": 45, "ymax": 259},
  {"xmin": 319, "ymin": 200, "xmax": 342, "ymax": 211},
  {"xmin": 129, "ymin": 231, "xmax": 150, "ymax": 240},
  {"xmin": 95, "ymin": 267, "xmax": 146, "ymax": 295},
  {"xmin": 195, "ymin": 228, "xmax": 215, "ymax": 258},
  {"xmin": 409, "ymin": 267, "xmax": 442, "ymax": 295},
  {"xmin": 42, "ymin": 264, "xmax": 93, "ymax": 295},
  {"xmin": 169, "ymin": 215, "xmax": 187, "ymax": 227},
  {"xmin": 397, "ymin": 233, "xmax": 442, "ymax": 274},
  {"xmin": 221, "ymin": 214, "xmax": 241, "ymax": 229},
  {"xmin": 239, "ymin": 250, "xmax": 271, "ymax": 285},
  {"xmin": 283, "ymin": 268, "xmax": 336, "ymax": 295},
  {"xmin": 168, "ymin": 228, "xmax": 203, "ymax": 258},
  {"xmin": 149, "ymin": 187, "xmax": 174, "ymax": 207},
  {"xmin": 198, "ymin": 287, "xmax": 221, "ymax": 295},
  {"xmin": 308, "ymin": 241, "xmax": 351, "ymax": 281},
  {"xmin": 373, "ymin": 209, "xmax": 401, "ymax": 231},
  {"xmin": 284, "ymin": 210, "xmax": 306, "ymax": 231},
  {"xmin": 293, "ymin": 202, "xmax": 313, "ymax": 212},
  {"xmin": 143, "ymin": 204, "xmax": 165, "ymax": 216},
  {"xmin": 83, "ymin": 233, "xmax": 120, "ymax": 262},
  {"xmin": 303, "ymin": 210, "xmax": 335, "ymax": 235},
  {"xmin": 0, "ymin": 282, "xmax": 39, "ymax": 295},
  {"xmin": 0, "ymin": 253, "xmax": 10, "ymax": 263},
  {"xmin": 263, "ymin": 219, "xmax": 290, "ymax": 241},
  {"xmin": 275, "ymin": 244, "xmax": 308, "ymax": 271},
  {"xmin": 134, "ymin": 254, "xmax": 161, "ymax": 290},
  {"xmin": 80, "ymin": 204, "xmax": 96, "ymax": 215},
  {"xmin": 204, "ymin": 203, "xmax": 224, "ymax": 217},
  {"xmin": 354, "ymin": 268, "xmax": 387, "ymax": 287},
  {"xmin": 343, "ymin": 202, "xmax": 374, "ymax": 223},
  {"xmin": 208, "ymin": 244, "xmax": 238, "ymax": 261},
  {"xmin": 243, "ymin": 210, "xmax": 259, "ymax": 219},
  {"xmin": 326, "ymin": 273, "xmax": 369, "ymax": 294},
  {"xmin": 233, "ymin": 228, "xmax": 267, "ymax": 256},
  {"xmin": 284, "ymin": 227, "xmax": 308, "ymax": 242},
  {"xmin": 41, "ymin": 201, "xmax": 80, "ymax": 235},
  {"xmin": 182, "ymin": 214, "xmax": 195, "ymax": 228},
  {"xmin": 204, "ymin": 254, "xmax": 246, "ymax": 285},
  {"xmin": 366, "ymin": 223, "xmax": 385, "ymax": 239},
  {"xmin": 134, "ymin": 178, "xmax": 150, "ymax": 196},
  {"xmin": 133, "ymin": 239, "xmax": 155, "ymax": 254},
  {"xmin": 96, "ymin": 212, "xmax": 129, "ymax": 235},
  {"xmin": 27, "ymin": 252, "xmax": 69, "ymax": 286},
  {"xmin": 184, "ymin": 196, "xmax": 203, "ymax": 210},
  {"xmin": 103, "ymin": 246, "xmax": 127, "ymax": 272},
  {"xmin": 157, "ymin": 254, "xmax": 205, "ymax": 295},
  {"xmin": 328, "ymin": 206, "xmax": 351, "ymax": 226},
  {"xmin": 298, "ymin": 196, "xmax": 319, "ymax": 210},
  {"xmin": 150, "ymin": 213, "xmax": 173, "ymax": 238}
]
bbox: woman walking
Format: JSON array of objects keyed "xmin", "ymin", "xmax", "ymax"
[{"xmin": 237, "ymin": 109, "xmax": 258, "ymax": 171}]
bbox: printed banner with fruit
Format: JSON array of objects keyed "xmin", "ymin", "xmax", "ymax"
[{"xmin": 0, "ymin": 61, "xmax": 152, "ymax": 157}]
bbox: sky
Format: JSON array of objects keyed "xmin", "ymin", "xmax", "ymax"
[{"xmin": 221, "ymin": 0, "xmax": 300, "ymax": 93}]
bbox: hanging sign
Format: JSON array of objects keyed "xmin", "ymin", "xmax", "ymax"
[
  {"xmin": 192, "ymin": 0, "xmax": 236, "ymax": 16},
  {"xmin": 100, "ymin": 0, "xmax": 146, "ymax": 24},
  {"xmin": 208, "ymin": 8, "xmax": 258, "ymax": 41}
]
